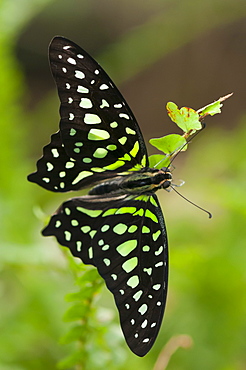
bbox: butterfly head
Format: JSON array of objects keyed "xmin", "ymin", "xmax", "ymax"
[{"xmin": 159, "ymin": 167, "xmax": 172, "ymax": 189}]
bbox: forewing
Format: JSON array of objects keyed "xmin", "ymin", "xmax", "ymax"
[
  {"xmin": 28, "ymin": 36, "xmax": 148, "ymax": 192},
  {"xmin": 28, "ymin": 132, "xmax": 119, "ymax": 192},
  {"xmin": 42, "ymin": 193, "xmax": 168, "ymax": 356}
]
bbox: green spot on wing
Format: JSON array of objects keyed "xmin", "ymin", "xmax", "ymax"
[
  {"xmin": 103, "ymin": 258, "xmax": 110, "ymax": 266},
  {"xmin": 65, "ymin": 161, "xmax": 75, "ymax": 169},
  {"xmin": 79, "ymin": 98, "xmax": 93, "ymax": 108},
  {"xmin": 88, "ymin": 128, "xmax": 110, "ymax": 140},
  {"xmin": 128, "ymin": 225, "xmax": 138, "ymax": 233},
  {"xmin": 83, "ymin": 157, "xmax": 92, "ymax": 163},
  {"xmin": 91, "ymin": 167, "xmax": 105, "ymax": 172},
  {"xmin": 93, "ymin": 148, "xmax": 108, "ymax": 158},
  {"xmin": 101, "ymin": 224, "xmax": 110, "ymax": 232},
  {"xmin": 106, "ymin": 144, "xmax": 117, "ymax": 151},
  {"xmin": 89, "ymin": 230, "xmax": 97, "ymax": 238},
  {"xmin": 84, "ymin": 113, "xmax": 101, "ymax": 124},
  {"xmin": 110, "ymin": 121, "xmax": 118, "ymax": 128},
  {"xmin": 153, "ymin": 230, "xmax": 161, "ymax": 241},
  {"xmin": 141, "ymin": 155, "xmax": 147, "ymax": 167},
  {"xmin": 102, "ymin": 208, "xmax": 117, "ymax": 217},
  {"xmin": 118, "ymin": 136, "xmax": 127, "ymax": 145},
  {"xmin": 133, "ymin": 290, "xmax": 143, "ymax": 301},
  {"xmin": 77, "ymin": 85, "xmax": 89, "ymax": 93},
  {"xmin": 133, "ymin": 208, "xmax": 144, "ymax": 217},
  {"xmin": 76, "ymin": 241, "xmax": 82, "ymax": 251},
  {"xmin": 135, "ymin": 195, "xmax": 149, "ymax": 202},
  {"xmin": 155, "ymin": 246, "xmax": 163, "ymax": 256},
  {"xmin": 113, "ymin": 223, "xmax": 128, "ymax": 235},
  {"xmin": 70, "ymin": 128, "xmax": 76, "ymax": 136},
  {"xmin": 100, "ymin": 99, "xmax": 109, "ymax": 108},
  {"xmin": 47, "ymin": 162, "xmax": 53, "ymax": 171},
  {"xmin": 143, "ymin": 267, "xmax": 152, "ymax": 276},
  {"xmin": 142, "ymin": 226, "xmax": 150, "ymax": 233},
  {"xmin": 145, "ymin": 209, "xmax": 158, "ymax": 223},
  {"xmin": 116, "ymin": 240, "xmax": 138, "ymax": 256},
  {"xmin": 103, "ymin": 160, "xmax": 125, "ymax": 170},
  {"xmin": 55, "ymin": 220, "xmax": 61, "ymax": 228},
  {"xmin": 64, "ymin": 231, "xmax": 71, "ymax": 241},
  {"xmin": 72, "ymin": 171, "xmax": 93, "ymax": 184},
  {"xmin": 150, "ymin": 196, "xmax": 158, "ymax": 207},
  {"xmin": 127, "ymin": 275, "xmax": 139, "ymax": 288},
  {"xmin": 122, "ymin": 257, "xmax": 138, "ymax": 273},
  {"xmin": 116, "ymin": 207, "xmax": 136, "ymax": 215},
  {"xmin": 119, "ymin": 153, "xmax": 131, "ymax": 161},
  {"xmin": 138, "ymin": 303, "xmax": 148, "ymax": 315},
  {"xmin": 153, "ymin": 284, "xmax": 161, "ymax": 290},
  {"xmin": 88, "ymin": 247, "xmax": 93, "ymax": 259},
  {"xmin": 81, "ymin": 226, "xmax": 91, "ymax": 233},
  {"xmin": 129, "ymin": 141, "xmax": 139, "ymax": 157},
  {"xmin": 125, "ymin": 127, "xmax": 136, "ymax": 135},
  {"xmin": 77, "ymin": 207, "xmax": 102, "ymax": 217}
]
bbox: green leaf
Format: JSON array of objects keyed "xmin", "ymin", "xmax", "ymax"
[
  {"xmin": 57, "ymin": 350, "xmax": 87, "ymax": 369},
  {"xmin": 197, "ymin": 100, "xmax": 222, "ymax": 116},
  {"xmin": 63, "ymin": 303, "xmax": 90, "ymax": 322},
  {"xmin": 60, "ymin": 325, "xmax": 85, "ymax": 344},
  {"xmin": 149, "ymin": 134, "xmax": 187, "ymax": 154},
  {"xmin": 197, "ymin": 93, "xmax": 233, "ymax": 117},
  {"xmin": 65, "ymin": 286, "xmax": 98, "ymax": 302},
  {"xmin": 166, "ymin": 102, "xmax": 202, "ymax": 132},
  {"xmin": 76, "ymin": 268, "xmax": 102, "ymax": 286},
  {"xmin": 148, "ymin": 154, "xmax": 170, "ymax": 169}
]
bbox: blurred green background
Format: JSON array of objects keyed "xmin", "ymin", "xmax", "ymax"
[{"xmin": 1, "ymin": 0, "xmax": 246, "ymax": 369}]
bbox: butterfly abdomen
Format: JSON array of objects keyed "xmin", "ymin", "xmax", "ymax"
[{"xmin": 89, "ymin": 167, "xmax": 172, "ymax": 196}]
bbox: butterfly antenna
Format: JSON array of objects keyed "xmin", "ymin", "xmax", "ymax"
[{"xmin": 171, "ymin": 185, "xmax": 212, "ymax": 218}]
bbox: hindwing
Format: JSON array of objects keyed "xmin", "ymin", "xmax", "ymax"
[{"xmin": 42, "ymin": 193, "xmax": 168, "ymax": 357}]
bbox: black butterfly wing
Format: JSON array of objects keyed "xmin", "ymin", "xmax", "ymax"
[
  {"xmin": 28, "ymin": 131, "xmax": 122, "ymax": 192},
  {"xmin": 28, "ymin": 36, "xmax": 148, "ymax": 192},
  {"xmin": 42, "ymin": 193, "xmax": 168, "ymax": 357}
]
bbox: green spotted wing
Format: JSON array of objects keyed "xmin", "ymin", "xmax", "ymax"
[
  {"xmin": 28, "ymin": 36, "xmax": 148, "ymax": 192},
  {"xmin": 42, "ymin": 193, "xmax": 168, "ymax": 357}
]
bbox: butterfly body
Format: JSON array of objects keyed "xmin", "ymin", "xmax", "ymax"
[
  {"xmin": 89, "ymin": 167, "xmax": 172, "ymax": 196},
  {"xmin": 28, "ymin": 36, "xmax": 170, "ymax": 357}
]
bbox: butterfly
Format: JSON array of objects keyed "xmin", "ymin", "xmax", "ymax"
[{"xmin": 28, "ymin": 36, "xmax": 172, "ymax": 357}]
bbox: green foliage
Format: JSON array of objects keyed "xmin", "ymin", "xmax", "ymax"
[
  {"xmin": 150, "ymin": 134, "xmax": 187, "ymax": 154},
  {"xmin": 148, "ymin": 154, "xmax": 170, "ymax": 169},
  {"xmin": 57, "ymin": 256, "xmax": 119, "ymax": 370},
  {"xmin": 166, "ymin": 103, "xmax": 201, "ymax": 132},
  {"xmin": 149, "ymin": 95, "xmax": 231, "ymax": 169},
  {"xmin": 197, "ymin": 93, "xmax": 233, "ymax": 117}
]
